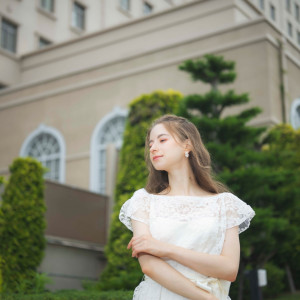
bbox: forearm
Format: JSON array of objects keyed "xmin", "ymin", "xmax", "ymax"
[
  {"xmin": 166, "ymin": 245, "xmax": 237, "ymax": 281},
  {"xmin": 138, "ymin": 253, "xmax": 215, "ymax": 300}
]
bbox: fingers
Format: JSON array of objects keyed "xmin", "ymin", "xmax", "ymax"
[
  {"xmin": 127, "ymin": 238, "xmax": 133, "ymax": 249},
  {"xmin": 128, "ymin": 235, "xmax": 150, "ymax": 257}
]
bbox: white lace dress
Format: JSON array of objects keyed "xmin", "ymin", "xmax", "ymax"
[{"xmin": 119, "ymin": 188, "xmax": 255, "ymax": 300}]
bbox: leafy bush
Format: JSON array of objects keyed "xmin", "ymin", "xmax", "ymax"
[
  {"xmin": 0, "ymin": 157, "xmax": 47, "ymax": 293},
  {"xmin": 97, "ymin": 90, "xmax": 182, "ymax": 290},
  {"xmin": 0, "ymin": 290, "xmax": 133, "ymax": 300},
  {"xmin": 263, "ymin": 262, "xmax": 285, "ymax": 299}
]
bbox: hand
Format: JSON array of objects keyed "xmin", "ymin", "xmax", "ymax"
[{"xmin": 127, "ymin": 234, "xmax": 167, "ymax": 258}]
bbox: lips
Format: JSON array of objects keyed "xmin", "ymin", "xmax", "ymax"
[{"xmin": 153, "ymin": 155, "xmax": 163, "ymax": 160}]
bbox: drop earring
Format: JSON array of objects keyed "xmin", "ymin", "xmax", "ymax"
[{"xmin": 185, "ymin": 151, "xmax": 189, "ymax": 158}]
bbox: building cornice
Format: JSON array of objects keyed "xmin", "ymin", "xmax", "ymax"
[
  {"xmin": 45, "ymin": 234, "xmax": 105, "ymax": 251},
  {"xmin": 0, "ymin": 24, "xmax": 288, "ymax": 111}
]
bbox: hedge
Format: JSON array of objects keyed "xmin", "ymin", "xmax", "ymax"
[
  {"xmin": 0, "ymin": 157, "xmax": 47, "ymax": 293},
  {"xmin": 97, "ymin": 90, "xmax": 182, "ymax": 290}
]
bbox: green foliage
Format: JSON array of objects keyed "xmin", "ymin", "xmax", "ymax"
[
  {"xmin": 261, "ymin": 124, "xmax": 300, "ymax": 291},
  {"xmin": 0, "ymin": 290, "xmax": 133, "ymax": 300},
  {"xmin": 97, "ymin": 90, "xmax": 182, "ymax": 290},
  {"xmin": 179, "ymin": 54, "xmax": 236, "ymax": 86},
  {"xmin": 0, "ymin": 177, "xmax": 3, "ymax": 293},
  {"xmin": 0, "ymin": 157, "xmax": 47, "ymax": 293},
  {"xmin": 178, "ymin": 54, "xmax": 299, "ymax": 297},
  {"xmin": 263, "ymin": 262, "xmax": 286, "ymax": 299},
  {"xmin": 12, "ymin": 273, "xmax": 52, "ymax": 295}
]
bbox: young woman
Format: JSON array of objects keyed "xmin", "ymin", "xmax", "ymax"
[{"xmin": 119, "ymin": 114, "xmax": 255, "ymax": 300}]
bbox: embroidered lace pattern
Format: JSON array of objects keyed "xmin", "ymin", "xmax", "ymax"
[
  {"xmin": 119, "ymin": 188, "xmax": 255, "ymax": 300},
  {"xmin": 119, "ymin": 188, "xmax": 255, "ymax": 234}
]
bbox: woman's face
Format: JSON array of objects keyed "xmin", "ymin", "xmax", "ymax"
[{"xmin": 148, "ymin": 123, "xmax": 187, "ymax": 172}]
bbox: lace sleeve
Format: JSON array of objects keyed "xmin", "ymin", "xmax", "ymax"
[
  {"xmin": 224, "ymin": 193, "xmax": 255, "ymax": 234},
  {"xmin": 119, "ymin": 188, "xmax": 150, "ymax": 232}
]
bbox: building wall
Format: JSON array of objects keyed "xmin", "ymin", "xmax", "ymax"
[
  {"xmin": 0, "ymin": 0, "xmax": 299, "ymax": 191},
  {"xmin": 1, "ymin": 20, "xmax": 299, "ymax": 192},
  {"xmin": 247, "ymin": 0, "xmax": 300, "ymax": 48},
  {"xmin": 38, "ymin": 242, "xmax": 106, "ymax": 290},
  {"xmin": 0, "ymin": 0, "xmax": 192, "ymax": 56}
]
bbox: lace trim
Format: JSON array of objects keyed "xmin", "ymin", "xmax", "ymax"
[{"xmin": 119, "ymin": 188, "xmax": 255, "ymax": 234}]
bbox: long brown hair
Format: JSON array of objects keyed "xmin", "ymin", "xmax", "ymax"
[{"xmin": 144, "ymin": 114, "xmax": 230, "ymax": 195}]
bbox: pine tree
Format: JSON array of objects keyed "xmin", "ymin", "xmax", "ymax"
[
  {"xmin": 98, "ymin": 90, "xmax": 182, "ymax": 291},
  {"xmin": 178, "ymin": 54, "xmax": 290, "ymax": 298}
]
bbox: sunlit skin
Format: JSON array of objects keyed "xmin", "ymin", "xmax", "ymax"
[{"xmin": 126, "ymin": 123, "xmax": 240, "ymax": 300}]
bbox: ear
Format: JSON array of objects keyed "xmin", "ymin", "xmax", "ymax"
[{"xmin": 184, "ymin": 139, "xmax": 192, "ymax": 151}]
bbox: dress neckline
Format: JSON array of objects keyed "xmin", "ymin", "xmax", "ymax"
[{"xmin": 142, "ymin": 188, "xmax": 227, "ymax": 199}]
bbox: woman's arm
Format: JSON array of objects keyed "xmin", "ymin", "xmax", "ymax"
[
  {"xmin": 166, "ymin": 226, "xmax": 240, "ymax": 282},
  {"xmin": 131, "ymin": 219, "xmax": 217, "ymax": 300},
  {"xmin": 129, "ymin": 226, "xmax": 240, "ymax": 282}
]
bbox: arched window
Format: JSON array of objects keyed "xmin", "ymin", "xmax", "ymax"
[
  {"xmin": 20, "ymin": 124, "xmax": 66, "ymax": 182},
  {"xmin": 291, "ymin": 98, "xmax": 300, "ymax": 129},
  {"xmin": 90, "ymin": 107, "xmax": 127, "ymax": 194}
]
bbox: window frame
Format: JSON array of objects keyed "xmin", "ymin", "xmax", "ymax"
[
  {"xmin": 40, "ymin": 0, "xmax": 55, "ymax": 13},
  {"xmin": 38, "ymin": 36, "xmax": 52, "ymax": 49},
  {"xmin": 143, "ymin": 1, "xmax": 153, "ymax": 15},
  {"xmin": 0, "ymin": 17, "xmax": 18, "ymax": 54},
  {"xmin": 259, "ymin": 0, "xmax": 265, "ymax": 11},
  {"xmin": 295, "ymin": 3, "xmax": 300, "ymax": 22},
  {"xmin": 90, "ymin": 107, "xmax": 128, "ymax": 194},
  {"xmin": 72, "ymin": 1, "xmax": 86, "ymax": 31},
  {"xmin": 286, "ymin": 0, "xmax": 291, "ymax": 13},
  {"xmin": 270, "ymin": 4, "xmax": 276, "ymax": 21},
  {"xmin": 290, "ymin": 98, "xmax": 300, "ymax": 129},
  {"xmin": 20, "ymin": 124, "xmax": 66, "ymax": 183},
  {"xmin": 287, "ymin": 21, "xmax": 293, "ymax": 37},
  {"xmin": 120, "ymin": 0, "xmax": 130, "ymax": 12}
]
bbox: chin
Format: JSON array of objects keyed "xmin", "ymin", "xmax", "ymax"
[{"xmin": 152, "ymin": 164, "xmax": 168, "ymax": 172}]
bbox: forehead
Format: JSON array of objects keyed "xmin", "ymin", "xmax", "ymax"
[{"xmin": 149, "ymin": 123, "xmax": 170, "ymax": 139}]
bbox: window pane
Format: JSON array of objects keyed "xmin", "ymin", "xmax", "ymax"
[
  {"xmin": 143, "ymin": 2, "xmax": 153, "ymax": 15},
  {"xmin": 296, "ymin": 4, "xmax": 300, "ymax": 22},
  {"xmin": 120, "ymin": 0, "xmax": 130, "ymax": 11},
  {"xmin": 1, "ymin": 19, "xmax": 17, "ymax": 53},
  {"xmin": 39, "ymin": 37, "xmax": 51, "ymax": 49},
  {"xmin": 73, "ymin": 2, "xmax": 85, "ymax": 30},
  {"xmin": 27, "ymin": 133, "xmax": 61, "ymax": 182},
  {"xmin": 286, "ymin": 0, "xmax": 291, "ymax": 12},
  {"xmin": 97, "ymin": 116, "xmax": 126, "ymax": 193},
  {"xmin": 259, "ymin": 0, "xmax": 264, "ymax": 10},
  {"xmin": 270, "ymin": 5, "xmax": 276, "ymax": 21},
  {"xmin": 40, "ymin": 0, "xmax": 54, "ymax": 12},
  {"xmin": 288, "ymin": 22, "xmax": 293, "ymax": 37}
]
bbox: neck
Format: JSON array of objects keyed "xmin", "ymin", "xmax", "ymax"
[{"xmin": 166, "ymin": 163, "xmax": 202, "ymax": 196}]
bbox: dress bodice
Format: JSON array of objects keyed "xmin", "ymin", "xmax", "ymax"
[{"xmin": 119, "ymin": 188, "xmax": 255, "ymax": 300}]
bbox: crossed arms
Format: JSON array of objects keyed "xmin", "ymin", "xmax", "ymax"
[{"xmin": 129, "ymin": 219, "xmax": 240, "ymax": 300}]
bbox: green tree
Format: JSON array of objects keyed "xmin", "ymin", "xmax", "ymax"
[
  {"xmin": 261, "ymin": 124, "xmax": 300, "ymax": 294},
  {"xmin": 97, "ymin": 90, "xmax": 182, "ymax": 291},
  {"xmin": 0, "ymin": 157, "xmax": 47, "ymax": 293},
  {"xmin": 0, "ymin": 175, "xmax": 4, "ymax": 292},
  {"xmin": 178, "ymin": 54, "xmax": 290, "ymax": 299}
]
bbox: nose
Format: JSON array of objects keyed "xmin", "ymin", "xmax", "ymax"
[{"xmin": 150, "ymin": 141, "xmax": 158, "ymax": 153}]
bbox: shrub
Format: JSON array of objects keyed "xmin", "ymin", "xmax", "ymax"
[
  {"xmin": 97, "ymin": 90, "xmax": 182, "ymax": 290},
  {"xmin": 263, "ymin": 262, "xmax": 286, "ymax": 299},
  {"xmin": 0, "ymin": 157, "xmax": 47, "ymax": 293},
  {"xmin": 0, "ymin": 290, "xmax": 133, "ymax": 300}
]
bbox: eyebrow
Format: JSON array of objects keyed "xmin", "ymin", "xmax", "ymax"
[{"xmin": 149, "ymin": 133, "xmax": 170, "ymax": 143}]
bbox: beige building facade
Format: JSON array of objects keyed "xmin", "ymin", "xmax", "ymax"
[{"xmin": 0, "ymin": 0, "xmax": 300, "ymax": 290}]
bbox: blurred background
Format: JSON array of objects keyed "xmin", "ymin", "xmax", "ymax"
[{"xmin": 0, "ymin": 0, "xmax": 299, "ymax": 297}]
